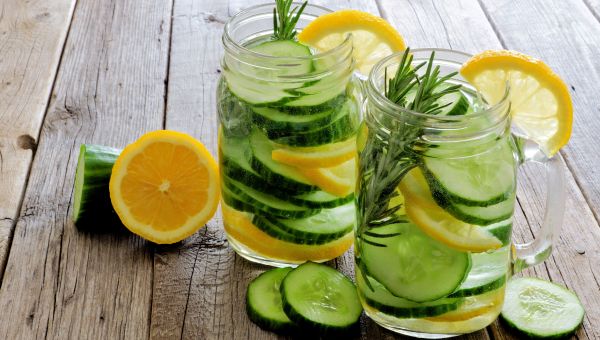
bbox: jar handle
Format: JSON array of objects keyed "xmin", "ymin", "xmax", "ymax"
[{"xmin": 512, "ymin": 135, "xmax": 566, "ymax": 273}]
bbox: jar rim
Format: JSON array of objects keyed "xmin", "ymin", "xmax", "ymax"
[
  {"xmin": 367, "ymin": 48, "xmax": 510, "ymax": 124},
  {"xmin": 222, "ymin": 3, "xmax": 353, "ymax": 62}
]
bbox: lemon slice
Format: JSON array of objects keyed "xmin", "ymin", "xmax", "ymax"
[
  {"xmin": 461, "ymin": 50, "xmax": 573, "ymax": 156},
  {"xmin": 222, "ymin": 204, "xmax": 353, "ymax": 262},
  {"xmin": 297, "ymin": 158, "xmax": 356, "ymax": 197},
  {"xmin": 399, "ymin": 169, "xmax": 502, "ymax": 253},
  {"xmin": 271, "ymin": 137, "xmax": 356, "ymax": 168},
  {"xmin": 298, "ymin": 10, "xmax": 406, "ymax": 75},
  {"xmin": 109, "ymin": 130, "xmax": 220, "ymax": 244},
  {"xmin": 426, "ymin": 289, "xmax": 505, "ymax": 322}
]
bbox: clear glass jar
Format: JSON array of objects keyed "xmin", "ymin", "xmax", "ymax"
[
  {"xmin": 355, "ymin": 49, "xmax": 565, "ymax": 337},
  {"xmin": 217, "ymin": 4, "xmax": 361, "ymax": 266}
]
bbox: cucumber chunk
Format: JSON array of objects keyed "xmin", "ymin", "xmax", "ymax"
[
  {"xmin": 72, "ymin": 144, "xmax": 121, "ymax": 230},
  {"xmin": 449, "ymin": 247, "xmax": 509, "ymax": 298},
  {"xmin": 484, "ymin": 222, "xmax": 512, "ymax": 246},
  {"xmin": 423, "ymin": 137, "xmax": 516, "ymax": 207},
  {"xmin": 249, "ymin": 129, "xmax": 318, "ymax": 192},
  {"xmin": 501, "ymin": 277, "xmax": 584, "ymax": 339},
  {"xmin": 361, "ymin": 223, "xmax": 471, "ymax": 302},
  {"xmin": 263, "ymin": 202, "xmax": 354, "ymax": 244},
  {"xmin": 246, "ymin": 267, "xmax": 295, "ymax": 332},
  {"xmin": 281, "ymin": 262, "xmax": 362, "ymax": 333},
  {"xmin": 252, "ymin": 106, "xmax": 338, "ymax": 136},
  {"xmin": 357, "ymin": 270, "xmax": 462, "ymax": 318},
  {"xmin": 223, "ymin": 177, "xmax": 319, "ymax": 219}
]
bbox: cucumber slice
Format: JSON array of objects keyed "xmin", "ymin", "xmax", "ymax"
[
  {"xmin": 223, "ymin": 177, "xmax": 319, "ymax": 219},
  {"xmin": 249, "ymin": 129, "xmax": 318, "ymax": 193},
  {"xmin": 220, "ymin": 134, "xmax": 352, "ymax": 208},
  {"xmin": 361, "ymin": 223, "xmax": 471, "ymax": 302},
  {"xmin": 449, "ymin": 247, "xmax": 509, "ymax": 298},
  {"xmin": 246, "ymin": 267, "xmax": 295, "ymax": 332},
  {"xmin": 224, "ymin": 69, "xmax": 293, "ymax": 105},
  {"xmin": 281, "ymin": 262, "xmax": 362, "ymax": 333},
  {"xmin": 484, "ymin": 222, "xmax": 512, "ymax": 246},
  {"xmin": 501, "ymin": 277, "xmax": 584, "ymax": 339},
  {"xmin": 271, "ymin": 102, "xmax": 359, "ymax": 147},
  {"xmin": 263, "ymin": 202, "xmax": 354, "ymax": 244},
  {"xmin": 72, "ymin": 144, "xmax": 121, "ymax": 230},
  {"xmin": 250, "ymin": 40, "xmax": 313, "ymax": 75},
  {"xmin": 252, "ymin": 106, "xmax": 338, "ymax": 136},
  {"xmin": 356, "ymin": 270, "xmax": 462, "ymax": 318},
  {"xmin": 422, "ymin": 137, "xmax": 516, "ymax": 207},
  {"xmin": 252, "ymin": 215, "xmax": 346, "ymax": 246},
  {"xmin": 445, "ymin": 196, "xmax": 515, "ymax": 226}
]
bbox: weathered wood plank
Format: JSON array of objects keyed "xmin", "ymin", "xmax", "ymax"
[
  {"xmin": 0, "ymin": 0, "xmax": 172, "ymax": 338},
  {"xmin": 0, "ymin": 0, "xmax": 77, "ymax": 278}
]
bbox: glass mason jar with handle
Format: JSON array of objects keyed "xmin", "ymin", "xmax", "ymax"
[
  {"xmin": 217, "ymin": 4, "xmax": 361, "ymax": 266},
  {"xmin": 355, "ymin": 49, "xmax": 565, "ymax": 338}
]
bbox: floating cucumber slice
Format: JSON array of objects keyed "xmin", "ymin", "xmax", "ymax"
[
  {"xmin": 281, "ymin": 262, "xmax": 362, "ymax": 333},
  {"xmin": 422, "ymin": 137, "xmax": 516, "ymax": 207},
  {"xmin": 501, "ymin": 277, "xmax": 584, "ymax": 339},
  {"xmin": 484, "ymin": 222, "xmax": 512, "ymax": 246},
  {"xmin": 445, "ymin": 196, "xmax": 515, "ymax": 226},
  {"xmin": 246, "ymin": 267, "xmax": 295, "ymax": 332},
  {"xmin": 262, "ymin": 202, "xmax": 354, "ymax": 244},
  {"xmin": 357, "ymin": 270, "xmax": 462, "ymax": 318},
  {"xmin": 249, "ymin": 129, "xmax": 318, "ymax": 193},
  {"xmin": 222, "ymin": 177, "xmax": 319, "ymax": 219},
  {"xmin": 361, "ymin": 223, "xmax": 471, "ymax": 302},
  {"xmin": 449, "ymin": 247, "xmax": 509, "ymax": 298}
]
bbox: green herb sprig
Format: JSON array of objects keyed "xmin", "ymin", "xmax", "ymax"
[{"xmin": 272, "ymin": 0, "xmax": 308, "ymax": 41}]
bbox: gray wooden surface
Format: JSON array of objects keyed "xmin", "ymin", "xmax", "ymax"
[{"xmin": 0, "ymin": 0, "xmax": 598, "ymax": 339}]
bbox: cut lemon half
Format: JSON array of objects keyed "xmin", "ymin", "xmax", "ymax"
[
  {"xmin": 109, "ymin": 130, "xmax": 220, "ymax": 244},
  {"xmin": 271, "ymin": 137, "xmax": 356, "ymax": 168},
  {"xmin": 460, "ymin": 50, "xmax": 573, "ymax": 156},
  {"xmin": 297, "ymin": 158, "xmax": 356, "ymax": 197},
  {"xmin": 399, "ymin": 169, "xmax": 502, "ymax": 253},
  {"xmin": 222, "ymin": 204, "xmax": 352, "ymax": 262},
  {"xmin": 298, "ymin": 10, "xmax": 406, "ymax": 75}
]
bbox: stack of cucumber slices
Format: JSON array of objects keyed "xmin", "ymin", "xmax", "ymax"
[
  {"xmin": 246, "ymin": 262, "xmax": 363, "ymax": 334},
  {"xmin": 218, "ymin": 37, "xmax": 360, "ymax": 256}
]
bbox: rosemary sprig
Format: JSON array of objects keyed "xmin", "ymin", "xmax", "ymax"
[
  {"xmin": 356, "ymin": 49, "xmax": 462, "ymax": 290},
  {"xmin": 272, "ymin": 0, "xmax": 308, "ymax": 41}
]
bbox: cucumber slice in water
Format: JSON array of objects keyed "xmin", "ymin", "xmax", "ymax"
[
  {"xmin": 446, "ymin": 196, "xmax": 515, "ymax": 226},
  {"xmin": 281, "ymin": 262, "xmax": 363, "ymax": 333},
  {"xmin": 423, "ymin": 137, "xmax": 516, "ymax": 207},
  {"xmin": 501, "ymin": 277, "xmax": 584, "ymax": 339},
  {"xmin": 484, "ymin": 222, "xmax": 512, "ymax": 246},
  {"xmin": 356, "ymin": 270, "xmax": 462, "ymax": 318},
  {"xmin": 73, "ymin": 144, "xmax": 121, "ymax": 230},
  {"xmin": 449, "ymin": 247, "xmax": 509, "ymax": 298},
  {"xmin": 223, "ymin": 177, "xmax": 319, "ymax": 219},
  {"xmin": 249, "ymin": 129, "xmax": 318, "ymax": 193},
  {"xmin": 263, "ymin": 202, "xmax": 354, "ymax": 243},
  {"xmin": 246, "ymin": 267, "xmax": 295, "ymax": 332},
  {"xmin": 361, "ymin": 223, "xmax": 471, "ymax": 302}
]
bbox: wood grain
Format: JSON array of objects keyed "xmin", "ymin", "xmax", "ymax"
[
  {"xmin": 0, "ymin": 0, "xmax": 172, "ymax": 338},
  {"xmin": 0, "ymin": 0, "xmax": 76, "ymax": 279}
]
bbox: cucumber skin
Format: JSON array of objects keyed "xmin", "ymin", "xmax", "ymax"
[
  {"xmin": 439, "ymin": 201, "xmax": 514, "ymax": 226},
  {"xmin": 270, "ymin": 111, "xmax": 359, "ymax": 147},
  {"xmin": 421, "ymin": 165, "xmax": 514, "ymax": 207},
  {"xmin": 258, "ymin": 215, "xmax": 353, "ymax": 245},
  {"xmin": 487, "ymin": 223, "xmax": 512, "ymax": 246},
  {"xmin": 73, "ymin": 144, "xmax": 121, "ymax": 230},
  {"xmin": 221, "ymin": 180, "xmax": 320, "ymax": 219},
  {"xmin": 252, "ymin": 216, "xmax": 349, "ymax": 246},
  {"xmin": 246, "ymin": 267, "xmax": 296, "ymax": 333},
  {"xmin": 361, "ymin": 295, "xmax": 463, "ymax": 319},
  {"xmin": 448, "ymin": 276, "xmax": 506, "ymax": 298},
  {"xmin": 280, "ymin": 262, "xmax": 362, "ymax": 334}
]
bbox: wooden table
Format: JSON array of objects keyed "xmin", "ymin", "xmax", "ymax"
[{"xmin": 1, "ymin": 0, "xmax": 598, "ymax": 338}]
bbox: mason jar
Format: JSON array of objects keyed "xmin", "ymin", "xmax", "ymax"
[
  {"xmin": 355, "ymin": 49, "xmax": 566, "ymax": 337},
  {"xmin": 217, "ymin": 4, "xmax": 361, "ymax": 266}
]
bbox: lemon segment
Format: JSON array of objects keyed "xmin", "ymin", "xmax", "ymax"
[
  {"xmin": 460, "ymin": 50, "xmax": 573, "ymax": 156},
  {"xmin": 271, "ymin": 137, "xmax": 356, "ymax": 168},
  {"xmin": 399, "ymin": 169, "xmax": 502, "ymax": 253},
  {"xmin": 296, "ymin": 158, "xmax": 356, "ymax": 198}
]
